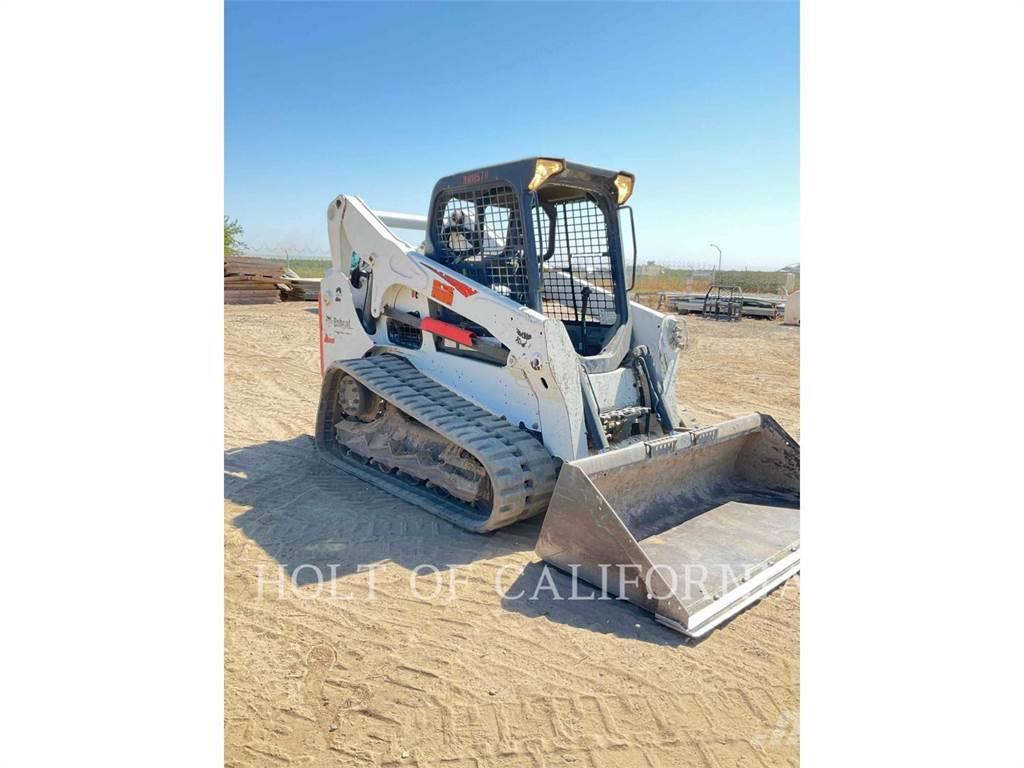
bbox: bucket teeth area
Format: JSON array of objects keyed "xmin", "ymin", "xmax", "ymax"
[{"xmin": 536, "ymin": 413, "xmax": 800, "ymax": 637}]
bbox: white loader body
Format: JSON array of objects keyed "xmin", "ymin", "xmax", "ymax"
[
  {"xmin": 315, "ymin": 159, "xmax": 799, "ymax": 637},
  {"xmin": 321, "ymin": 195, "xmax": 683, "ymax": 462}
]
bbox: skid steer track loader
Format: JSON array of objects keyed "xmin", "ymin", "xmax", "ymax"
[{"xmin": 315, "ymin": 158, "xmax": 799, "ymax": 637}]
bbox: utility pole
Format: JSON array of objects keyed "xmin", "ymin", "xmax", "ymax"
[{"xmin": 710, "ymin": 243, "xmax": 722, "ymax": 287}]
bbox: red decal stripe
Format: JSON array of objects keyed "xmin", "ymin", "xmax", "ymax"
[
  {"xmin": 421, "ymin": 317, "xmax": 475, "ymax": 347},
  {"xmin": 425, "ymin": 265, "xmax": 478, "ymax": 298}
]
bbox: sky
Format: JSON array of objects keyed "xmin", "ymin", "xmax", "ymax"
[{"xmin": 225, "ymin": 1, "xmax": 798, "ymax": 269}]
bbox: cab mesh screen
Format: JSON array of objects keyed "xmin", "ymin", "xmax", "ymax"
[
  {"xmin": 533, "ymin": 199, "xmax": 618, "ymax": 325},
  {"xmin": 433, "ymin": 185, "xmax": 529, "ymax": 305}
]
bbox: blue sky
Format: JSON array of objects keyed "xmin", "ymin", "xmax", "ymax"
[{"xmin": 226, "ymin": 1, "xmax": 798, "ymax": 269}]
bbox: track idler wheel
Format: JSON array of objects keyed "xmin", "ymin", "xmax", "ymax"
[{"xmin": 337, "ymin": 374, "xmax": 385, "ymax": 423}]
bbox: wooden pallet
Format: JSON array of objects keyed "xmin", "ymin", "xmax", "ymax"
[
  {"xmin": 282, "ymin": 278, "xmax": 321, "ymax": 301},
  {"xmin": 224, "ymin": 257, "xmax": 318, "ymax": 303},
  {"xmin": 225, "ymin": 284, "xmax": 281, "ymax": 304}
]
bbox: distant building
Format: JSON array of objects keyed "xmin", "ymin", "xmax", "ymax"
[{"xmin": 639, "ymin": 261, "xmax": 665, "ymax": 277}]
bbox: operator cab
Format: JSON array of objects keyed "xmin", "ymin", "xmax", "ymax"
[{"xmin": 426, "ymin": 158, "xmax": 636, "ymax": 357}]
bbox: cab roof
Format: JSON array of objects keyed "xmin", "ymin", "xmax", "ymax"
[{"xmin": 431, "ymin": 158, "xmax": 630, "ymax": 201}]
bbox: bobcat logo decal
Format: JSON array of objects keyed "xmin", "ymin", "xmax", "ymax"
[{"xmin": 515, "ymin": 329, "xmax": 532, "ymax": 347}]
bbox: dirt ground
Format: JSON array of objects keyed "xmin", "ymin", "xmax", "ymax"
[{"xmin": 225, "ymin": 303, "xmax": 800, "ymax": 768}]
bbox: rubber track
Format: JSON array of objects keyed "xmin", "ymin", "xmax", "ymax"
[{"xmin": 316, "ymin": 354, "xmax": 558, "ymax": 532}]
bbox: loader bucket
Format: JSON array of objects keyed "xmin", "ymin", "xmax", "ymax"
[{"xmin": 535, "ymin": 414, "xmax": 799, "ymax": 638}]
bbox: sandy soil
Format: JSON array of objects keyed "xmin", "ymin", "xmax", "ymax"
[{"xmin": 225, "ymin": 303, "xmax": 800, "ymax": 767}]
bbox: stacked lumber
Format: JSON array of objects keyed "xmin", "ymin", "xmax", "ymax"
[
  {"xmin": 224, "ymin": 282, "xmax": 282, "ymax": 304},
  {"xmin": 224, "ymin": 257, "xmax": 323, "ymax": 304},
  {"xmin": 283, "ymin": 278, "xmax": 321, "ymax": 301},
  {"xmin": 224, "ymin": 257, "xmax": 288, "ymax": 305}
]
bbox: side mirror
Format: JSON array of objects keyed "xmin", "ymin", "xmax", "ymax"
[{"xmin": 619, "ymin": 206, "xmax": 638, "ymax": 291}]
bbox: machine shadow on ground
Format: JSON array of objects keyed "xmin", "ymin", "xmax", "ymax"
[
  {"xmin": 226, "ymin": 435, "xmax": 695, "ymax": 647},
  {"xmin": 500, "ymin": 562, "xmax": 696, "ymax": 648},
  {"xmin": 226, "ymin": 435, "xmax": 543, "ymax": 585}
]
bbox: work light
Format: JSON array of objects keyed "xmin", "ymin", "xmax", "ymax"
[
  {"xmin": 528, "ymin": 158, "xmax": 565, "ymax": 191},
  {"xmin": 614, "ymin": 173, "xmax": 635, "ymax": 204}
]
